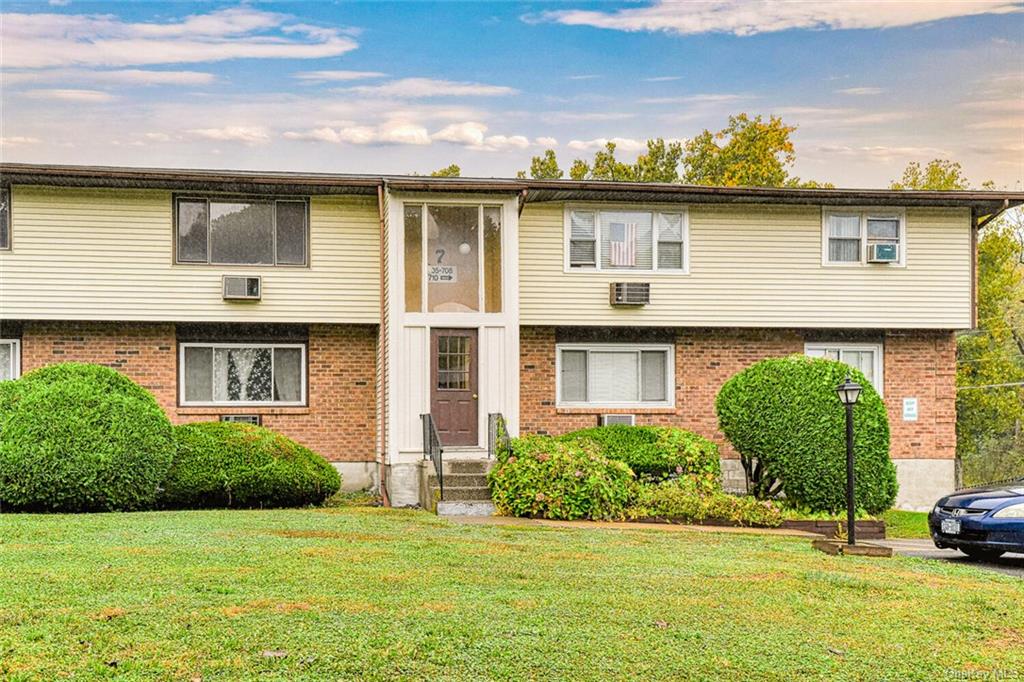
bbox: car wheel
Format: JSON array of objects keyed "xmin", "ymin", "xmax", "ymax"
[{"xmin": 960, "ymin": 547, "xmax": 1005, "ymax": 561}]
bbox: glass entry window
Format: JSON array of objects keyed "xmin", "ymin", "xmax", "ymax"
[{"xmin": 404, "ymin": 203, "xmax": 502, "ymax": 313}]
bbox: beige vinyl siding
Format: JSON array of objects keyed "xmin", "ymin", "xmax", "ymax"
[
  {"xmin": 520, "ymin": 203, "xmax": 972, "ymax": 328},
  {"xmin": 0, "ymin": 186, "xmax": 380, "ymax": 322}
]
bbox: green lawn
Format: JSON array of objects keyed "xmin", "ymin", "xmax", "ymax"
[
  {"xmin": 1, "ymin": 509, "xmax": 1021, "ymax": 681},
  {"xmin": 883, "ymin": 510, "xmax": 932, "ymax": 539}
]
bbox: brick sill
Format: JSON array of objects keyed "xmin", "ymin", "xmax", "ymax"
[
  {"xmin": 176, "ymin": 407, "xmax": 312, "ymax": 416},
  {"xmin": 555, "ymin": 407, "xmax": 679, "ymax": 415}
]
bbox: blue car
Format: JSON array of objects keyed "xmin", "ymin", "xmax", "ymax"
[{"xmin": 929, "ymin": 479, "xmax": 1024, "ymax": 560}]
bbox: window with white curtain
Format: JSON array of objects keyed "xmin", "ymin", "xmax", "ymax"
[
  {"xmin": 567, "ymin": 208, "xmax": 687, "ymax": 272},
  {"xmin": 180, "ymin": 343, "xmax": 305, "ymax": 405},
  {"xmin": 557, "ymin": 344, "xmax": 673, "ymax": 406},
  {"xmin": 805, "ymin": 342, "xmax": 883, "ymax": 395},
  {"xmin": 0, "ymin": 339, "xmax": 20, "ymax": 381},
  {"xmin": 823, "ymin": 210, "xmax": 904, "ymax": 266}
]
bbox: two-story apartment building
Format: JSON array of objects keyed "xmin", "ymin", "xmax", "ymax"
[{"xmin": 1, "ymin": 163, "xmax": 1020, "ymax": 511}]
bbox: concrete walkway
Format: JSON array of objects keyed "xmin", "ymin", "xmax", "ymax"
[
  {"xmin": 876, "ymin": 538, "xmax": 1024, "ymax": 578},
  {"xmin": 447, "ymin": 515, "xmax": 817, "ymax": 537}
]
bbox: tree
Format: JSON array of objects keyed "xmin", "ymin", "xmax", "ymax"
[
  {"xmin": 430, "ymin": 164, "xmax": 461, "ymax": 177},
  {"xmin": 890, "ymin": 159, "xmax": 970, "ymax": 191},
  {"xmin": 517, "ymin": 149, "xmax": 563, "ymax": 179},
  {"xmin": 633, "ymin": 138, "xmax": 683, "ymax": 183},
  {"xmin": 681, "ymin": 113, "xmax": 830, "ymax": 188}
]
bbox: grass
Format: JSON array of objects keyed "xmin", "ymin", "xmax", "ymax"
[
  {"xmin": 1, "ymin": 508, "xmax": 1021, "ymax": 681},
  {"xmin": 883, "ymin": 510, "xmax": 932, "ymax": 539}
]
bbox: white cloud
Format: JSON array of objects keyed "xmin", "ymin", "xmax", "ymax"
[
  {"xmin": 836, "ymin": 87, "xmax": 884, "ymax": 96},
  {"xmin": 567, "ymin": 137, "xmax": 650, "ymax": 153},
  {"xmin": 966, "ymin": 116, "xmax": 1024, "ymax": 131},
  {"xmin": 540, "ymin": 111, "xmax": 635, "ymax": 123},
  {"xmin": 1, "ymin": 7, "xmax": 357, "ymax": 68},
  {"xmin": 815, "ymin": 144, "xmax": 954, "ymax": 160},
  {"xmin": 0, "ymin": 136, "xmax": 42, "ymax": 146},
  {"xmin": 432, "ymin": 122, "xmax": 531, "ymax": 151},
  {"xmin": 23, "ymin": 88, "xmax": 116, "ymax": 102},
  {"xmin": 144, "ymin": 132, "xmax": 173, "ymax": 142},
  {"xmin": 284, "ymin": 120, "xmax": 432, "ymax": 146},
  {"xmin": 342, "ymin": 78, "xmax": 518, "ymax": 98},
  {"xmin": 535, "ymin": 136, "xmax": 558, "ymax": 146},
  {"xmin": 187, "ymin": 126, "xmax": 271, "ymax": 144},
  {"xmin": 567, "ymin": 74, "xmax": 601, "ymax": 80},
  {"xmin": 3, "ymin": 68, "xmax": 217, "ymax": 86},
  {"xmin": 47, "ymin": 0, "xmax": 71, "ymax": 5},
  {"xmin": 293, "ymin": 70, "xmax": 386, "ymax": 82},
  {"xmin": 961, "ymin": 98, "xmax": 1024, "ymax": 113},
  {"xmin": 537, "ymin": 1, "xmax": 1021, "ymax": 36},
  {"xmin": 644, "ymin": 76, "xmax": 682, "ymax": 82}
]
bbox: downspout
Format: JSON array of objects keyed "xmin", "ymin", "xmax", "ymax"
[
  {"xmin": 517, "ymin": 188, "xmax": 528, "ymax": 217},
  {"xmin": 376, "ymin": 181, "xmax": 390, "ymax": 507}
]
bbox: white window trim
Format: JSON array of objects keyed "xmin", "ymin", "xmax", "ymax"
[
  {"xmin": 563, "ymin": 204, "xmax": 690, "ymax": 275},
  {"xmin": 0, "ymin": 339, "xmax": 20, "ymax": 380},
  {"xmin": 821, "ymin": 207, "xmax": 906, "ymax": 267},
  {"xmin": 804, "ymin": 341, "xmax": 884, "ymax": 396},
  {"xmin": 179, "ymin": 342, "xmax": 307, "ymax": 406},
  {"xmin": 555, "ymin": 342, "xmax": 675, "ymax": 408}
]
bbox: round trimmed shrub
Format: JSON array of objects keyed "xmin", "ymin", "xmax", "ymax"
[
  {"xmin": 558, "ymin": 425, "xmax": 721, "ymax": 480},
  {"xmin": 715, "ymin": 355, "xmax": 897, "ymax": 515},
  {"xmin": 163, "ymin": 422, "xmax": 341, "ymax": 508},
  {"xmin": 0, "ymin": 363, "xmax": 174, "ymax": 512},
  {"xmin": 487, "ymin": 435, "xmax": 634, "ymax": 520}
]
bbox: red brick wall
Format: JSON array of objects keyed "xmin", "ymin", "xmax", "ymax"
[
  {"xmin": 18, "ymin": 321, "xmax": 377, "ymax": 463},
  {"xmin": 520, "ymin": 326, "xmax": 956, "ymax": 461}
]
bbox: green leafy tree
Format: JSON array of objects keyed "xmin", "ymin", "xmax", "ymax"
[
  {"xmin": 634, "ymin": 138, "xmax": 683, "ymax": 183},
  {"xmin": 517, "ymin": 149, "xmax": 563, "ymax": 179},
  {"xmin": 681, "ymin": 113, "xmax": 830, "ymax": 188},
  {"xmin": 430, "ymin": 164, "xmax": 461, "ymax": 177},
  {"xmin": 890, "ymin": 159, "xmax": 971, "ymax": 191}
]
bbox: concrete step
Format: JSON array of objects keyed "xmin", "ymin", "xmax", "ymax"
[
  {"xmin": 444, "ymin": 459, "xmax": 492, "ymax": 475},
  {"xmin": 434, "ymin": 486, "xmax": 492, "ymax": 502},
  {"xmin": 428, "ymin": 473, "xmax": 488, "ymax": 488},
  {"xmin": 437, "ymin": 500, "xmax": 496, "ymax": 517}
]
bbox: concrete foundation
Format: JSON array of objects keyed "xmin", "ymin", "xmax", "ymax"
[
  {"xmin": 332, "ymin": 461, "xmax": 378, "ymax": 492},
  {"xmin": 893, "ymin": 458, "xmax": 955, "ymax": 512}
]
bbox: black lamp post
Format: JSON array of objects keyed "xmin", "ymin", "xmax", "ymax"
[{"xmin": 835, "ymin": 375, "xmax": 863, "ymax": 546}]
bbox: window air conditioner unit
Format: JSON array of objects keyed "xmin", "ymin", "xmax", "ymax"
[
  {"xmin": 868, "ymin": 243, "xmax": 899, "ymax": 263},
  {"xmin": 222, "ymin": 275, "xmax": 261, "ymax": 301},
  {"xmin": 220, "ymin": 414, "xmax": 262, "ymax": 426},
  {"xmin": 610, "ymin": 282, "xmax": 650, "ymax": 306},
  {"xmin": 600, "ymin": 414, "xmax": 636, "ymax": 426}
]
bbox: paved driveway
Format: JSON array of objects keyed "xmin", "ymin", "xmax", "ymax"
[{"xmin": 879, "ymin": 539, "xmax": 1024, "ymax": 578}]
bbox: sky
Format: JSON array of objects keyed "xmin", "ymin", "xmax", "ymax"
[{"xmin": 1, "ymin": 1, "xmax": 1022, "ymax": 189}]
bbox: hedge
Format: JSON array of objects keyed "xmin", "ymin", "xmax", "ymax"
[
  {"xmin": 559, "ymin": 425, "xmax": 721, "ymax": 480},
  {"xmin": 715, "ymin": 355, "xmax": 897, "ymax": 515},
  {"xmin": 628, "ymin": 477, "xmax": 783, "ymax": 527},
  {"xmin": 488, "ymin": 435, "xmax": 634, "ymax": 521},
  {"xmin": 0, "ymin": 364, "xmax": 174, "ymax": 512},
  {"xmin": 162, "ymin": 422, "xmax": 341, "ymax": 509}
]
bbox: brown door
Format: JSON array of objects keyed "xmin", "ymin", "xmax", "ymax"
[{"xmin": 430, "ymin": 328, "xmax": 478, "ymax": 446}]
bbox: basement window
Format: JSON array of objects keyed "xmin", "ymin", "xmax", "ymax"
[
  {"xmin": 175, "ymin": 197, "xmax": 308, "ymax": 266},
  {"xmin": 179, "ymin": 342, "xmax": 306, "ymax": 406}
]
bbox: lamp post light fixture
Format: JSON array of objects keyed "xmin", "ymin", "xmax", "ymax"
[{"xmin": 835, "ymin": 375, "xmax": 863, "ymax": 546}]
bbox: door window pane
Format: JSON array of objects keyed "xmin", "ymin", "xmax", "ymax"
[
  {"xmin": 404, "ymin": 205, "xmax": 423, "ymax": 312},
  {"xmin": 560, "ymin": 350, "xmax": 587, "ymax": 402},
  {"xmin": 275, "ymin": 201, "xmax": 307, "ymax": 265},
  {"xmin": 427, "ymin": 205, "xmax": 479, "ymax": 312},
  {"xmin": 437, "ymin": 335, "xmax": 470, "ymax": 389},
  {"xmin": 589, "ymin": 351, "xmax": 639, "ymax": 403},
  {"xmin": 209, "ymin": 201, "xmax": 274, "ymax": 265},
  {"xmin": 483, "ymin": 206, "xmax": 502, "ymax": 313},
  {"xmin": 177, "ymin": 199, "xmax": 208, "ymax": 263}
]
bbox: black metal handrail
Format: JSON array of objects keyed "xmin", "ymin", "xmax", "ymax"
[
  {"xmin": 421, "ymin": 413, "xmax": 444, "ymax": 500},
  {"xmin": 488, "ymin": 413, "xmax": 510, "ymax": 459}
]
